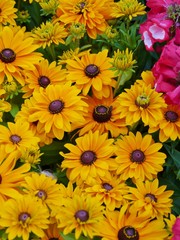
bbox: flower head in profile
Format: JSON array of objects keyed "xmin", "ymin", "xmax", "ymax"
[
  {"xmin": 32, "ymin": 21, "xmax": 68, "ymax": 48},
  {"xmin": 0, "ymin": 120, "xmax": 40, "ymax": 159},
  {"xmin": 55, "ymin": 193, "xmax": 105, "ymax": 239},
  {"xmin": 0, "ymin": 25, "xmax": 42, "ymax": 85},
  {"xmin": 28, "ymin": 83, "xmax": 87, "ymax": 140},
  {"xmin": 0, "ymin": 0, "xmax": 17, "ymax": 25},
  {"xmin": 22, "ymin": 59, "xmax": 67, "ymax": 98},
  {"xmin": 114, "ymin": 131, "xmax": 166, "ymax": 182},
  {"xmin": 149, "ymin": 104, "xmax": 180, "ymax": 142},
  {"xmin": 127, "ymin": 179, "xmax": 173, "ymax": 219},
  {"xmin": 73, "ymin": 92, "xmax": 128, "ymax": 137},
  {"xmin": 39, "ymin": 0, "xmax": 59, "ymax": 16},
  {"xmin": 60, "ymin": 130, "xmax": 116, "ymax": 183},
  {"xmin": 111, "ymin": 0, "xmax": 146, "ymax": 20},
  {"xmin": 20, "ymin": 146, "xmax": 43, "ymax": 167},
  {"xmin": 99, "ymin": 204, "xmax": 169, "ymax": 240},
  {"xmin": 0, "ymin": 195, "xmax": 50, "ymax": 240},
  {"xmin": 117, "ymin": 83, "xmax": 167, "ymax": 127},
  {"xmin": 41, "ymin": 222, "xmax": 64, "ymax": 240},
  {"xmin": 56, "ymin": 0, "xmax": 113, "ymax": 39},
  {"xmin": 66, "ymin": 49, "xmax": 116, "ymax": 99}
]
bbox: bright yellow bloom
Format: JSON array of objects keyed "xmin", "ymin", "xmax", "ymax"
[
  {"xmin": 0, "ymin": 0, "xmax": 17, "ymax": 25},
  {"xmin": 39, "ymin": 0, "xmax": 59, "ymax": 16},
  {"xmin": 20, "ymin": 146, "xmax": 43, "ymax": 167},
  {"xmin": 149, "ymin": 104, "xmax": 180, "ymax": 142},
  {"xmin": 127, "ymin": 179, "xmax": 173, "ymax": 219},
  {"xmin": 32, "ymin": 21, "xmax": 68, "ymax": 48},
  {"xmin": 0, "ymin": 121, "xmax": 40, "ymax": 159},
  {"xmin": 99, "ymin": 204, "xmax": 169, "ymax": 240},
  {"xmin": 136, "ymin": 70, "xmax": 155, "ymax": 88},
  {"xmin": 28, "ymin": 83, "xmax": 87, "ymax": 140},
  {"xmin": 0, "ymin": 195, "xmax": 50, "ymax": 240},
  {"xmin": 55, "ymin": 193, "xmax": 105, "ymax": 239},
  {"xmin": 0, "ymin": 89, "xmax": 11, "ymax": 121},
  {"xmin": 66, "ymin": 49, "xmax": 116, "ymax": 99},
  {"xmin": 41, "ymin": 222, "xmax": 64, "ymax": 240},
  {"xmin": 58, "ymin": 48, "xmax": 89, "ymax": 65},
  {"xmin": 22, "ymin": 59, "xmax": 67, "ymax": 98},
  {"xmin": 60, "ymin": 130, "xmax": 116, "ymax": 183},
  {"xmin": 0, "ymin": 25, "xmax": 42, "ymax": 85},
  {"xmin": 114, "ymin": 131, "xmax": 166, "ymax": 182},
  {"xmin": 111, "ymin": 0, "xmax": 146, "ymax": 20},
  {"xmin": 56, "ymin": 0, "xmax": 113, "ymax": 39},
  {"xmin": 117, "ymin": 83, "xmax": 167, "ymax": 127}
]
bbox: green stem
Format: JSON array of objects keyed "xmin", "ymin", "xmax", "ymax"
[{"xmin": 47, "ymin": 44, "xmax": 56, "ymax": 61}]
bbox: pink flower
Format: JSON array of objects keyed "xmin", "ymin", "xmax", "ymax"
[{"xmin": 172, "ymin": 217, "xmax": 180, "ymax": 240}]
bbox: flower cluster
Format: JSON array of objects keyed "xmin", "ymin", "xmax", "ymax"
[{"xmin": 0, "ymin": 0, "xmax": 180, "ymax": 239}]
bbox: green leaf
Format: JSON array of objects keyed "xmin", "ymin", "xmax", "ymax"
[
  {"xmin": 164, "ymin": 143, "xmax": 180, "ymax": 168},
  {"xmin": 10, "ymin": 104, "xmax": 19, "ymax": 118}
]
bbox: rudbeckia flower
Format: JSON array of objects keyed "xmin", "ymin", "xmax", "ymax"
[
  {"xmin": 0, "ymin": 0, "xmax": 17, "ymax": 25},
  {"xmin": 0, "ymin": 195, "xmax": 50, "ymax": 240},
  {"xmin": 114, "ymin": 131, "xmax": 166, "ymax": 182},
  {"xmin": 28, "ymin": 83, "xmax": 87, "ymax": 140},
  {"xmin": 66, "ymin": 49, "xmax": 116, "ymax": 99},
  {"xmin": 0, "ymin": 25, "xmax": 42, "ymax": 85},
  {"xmin": 60, "ymin": 130, "xmax": 116, "ymax": 183}
]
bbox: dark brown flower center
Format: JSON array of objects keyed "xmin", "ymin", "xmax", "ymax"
[
  {"xmin": 102, "ymin": 183, "xmax": 113, "ymax": 191},
  {"xmin": 145, "ymin": 193, "xmax": 157, "ymax": 202},
  {"xmin": 38, "ymin": 76, "xmax": 50, "ymax": 88},
  {"xmin": 131, "ymin": 150, "xmax": 145, "ymax": 163},
  {"xmin": 10, "ymin": 134, "xmax": 22, "ymax": 144},
  {"xmin": 75, "ymin": 210, "xmax": 89, "ymax": 222},
  {"xmin": 49, "ymin": 100, "xmax": 64, "ymax": 114},
  {"xmin": 165, "ymin": 110, "xmax": 179, "ymax": 122},
  {"xmin": 19, "ymin": 212, "xmax": 31, "ymax": 223},
  {"xmin": 85, "ymin": 64, "xmax": 100, "ymax": 78},
  {"xmin": 0, "ymin": 48, "xmax": 16, "ymax": 63},
  {"xmin": 36, "ymin": 190, "xmax": 47, "ymax": 199},
  {"xmin": 80, "ymin": 150, "xmax": 96, "ymax": 165},
  {"xmin": 93, "ymin": 105, "xmax": 112, "ymax": 123},
  {"xmin": 118, "ymin": 226, "xmax": 139, "ymax": 240}
]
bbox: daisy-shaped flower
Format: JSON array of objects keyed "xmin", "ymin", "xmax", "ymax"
[
  {"xmin": 0, "ymin": 195, "xmax": 50, "ymax": 240},
  {"xmin": 22, "ymin": 59, "xmax": 67, "ymax": 98},
  {"xmin": 117, "ymin": 83, "xmax": 167, "ymax": 127},
  {"xmin": 72, "ymin": 91, "xmax": 128, "ymax": 137},
  {"xmin": 149, "ymin": 104, "xmax": 180, "ymax": 142},
  {"xmin": 114, "ymin": 131, "xmax": 166, "ymax": 182},
  {"xmin": 22, "ymin": 172, "xmax": 62, "ymax": 211},
  {"xmin": 60, "ymin": 130, "xmax": 116, "ymax": 183},
  {"xmin": 56, "ymin": 0, "xmax": 113, "ymax": 39},
  {"xmin": 0, "ymin": 0, "xmax": 17, "ymax": 25},
  {"xmin": 66, "ymin": 49, "xmax": 116, "ymax": 99},
  {"xmin": 0, "ymin": 25, "xmax": 42, "ymax": 85},
  {"xmin": 127, "ymin": 179, "xmax": 173, "ymax": 219},
  {"xmin": 0, "ymin": 155, "xmax": 30, "ymax": 204},
  {"xmin": 0, "ymin": 120, "xmax": 40, "ymax": 159},
  {"xmin": 32, "ymin": 21, "xmax": 68, "ymax": 48},
  {"xmin": 99, "ymin": 204, "xmax": 169, "ymax": 240},
  {"xmin": 55, "ymin": 193, "xmax": 105, "ymax": 239},
  {"xmin": 83, "ymin": 171, "xmax": 129, "ymax": 211},
  {"xmin": 28, "ymin": 83, "xmax": 87, "ymax": 140},
  {"xmin": 111, "ymin": 0, "xmax": 146, "ymax": 20}
]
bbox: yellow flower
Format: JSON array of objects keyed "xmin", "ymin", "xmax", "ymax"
[
  {"xmin": 114, "ymin": 131, "xmax": 166, "ymax": 182},
  {"xmin": 20, "ymin": 146, "xmax": 43, "ymax": 167},
  {"xmin": 66, "ymin": 49, "xmax": 116, "ymax": 99},
  {"xmin": 28, "ymin": 83, "xmax": 87, "ymax": 140},
  {"xmin": 0, "ymin": 195, "xmax": 50, "ymax": 240},
  {"xmin": 0, "ymin": 25, "xmax": 42, "ymax": 85},
  {"xmin": 127, "ymin": 179, "xmax": 173, "ymax": 219},
  {"xmin": 117, "ymin": 83, "xmax": 167, "ymax": 127},
  {"xmin": 56, "ymin": 0, "xmax": 113, "ymax": 39},
  {"xmin": 99, "ymin": 204, "xmax": 169, "ymax": 240},
  {"xmin": 136, "ymin": 70, "xmax": 155, "ymax": 88},
  {"xmin": 39, "ymin": 0, "xmax": 59, "ymax": 16},
  {"xmin": 73, "ymin": 91, "xmax": 128, "ymax": 137},
  {"xmin": 56, "ymin": 193, "xmax": 105, "ymax": 239},
  {"xmin": 0, "ymin": 120, "xmax": 40, "ymax": 159},
  {"xmin": 22, "ymin": 172, "xmax": 62, "ymax": 211},
  {"xmin": 111, "ymin": 0, "xmax": 146, "ymax": 20},
  {"xmin": 60, "ymin": 130, "xmax": 116, "ymax": 183},
  {"xmin": 41, "ymin": 222, "xmax": 64, "ymax": 240},
  {"xmin": 149, "ymin": 104, "xmax": 180, "ymax": 142},
  {"xmin": 83, "ymin": 171, "xmax": 129, "ymax": 211},
  {"xmin": 0, "ymin": 156, "xmax": 30, "ymax": 204},
  {"xmin": 0, "ymin": 0, "xmax": 17, "ymax": 26},
  {"xmin": 22, "ymin": 59, "xmax": 67, "ymax": 98},
  {"xmin": 32, "ymin": 21, "xmax": 68, "ymax": 48}
]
